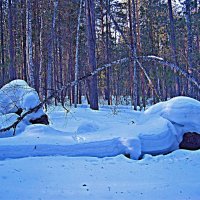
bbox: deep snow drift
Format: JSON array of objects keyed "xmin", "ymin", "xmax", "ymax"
[
  {"xmin": 0, "ymin": 80, "xmax": 200, "ymax": 159},
  {"xmin": 0, "ymin": 81, "xmax": 200, "ymax": 199}
]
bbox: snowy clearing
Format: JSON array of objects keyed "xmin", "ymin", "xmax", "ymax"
[{"xmin": 0, "ymin": 80, "xmax": 200, "ymax": 199}]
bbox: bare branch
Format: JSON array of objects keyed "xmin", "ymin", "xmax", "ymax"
[{"xmin": 140, "ymin": 56, "xmax": 200, "ymax": 90}]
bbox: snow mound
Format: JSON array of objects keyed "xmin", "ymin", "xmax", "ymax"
[
  {"xmin": 143, "ymin": 96, "xmax": 200, "ymax": 141},
  {"xmin": 0, "ymin": 80, "xmax": 41, "ymax": 114},
  {"xmin": 138, "ymin": 116, "xmax": 179, "ymax": 155},
  {"xmin": 77, "ymin": 122, "xmax": 99, "ymax": 134},
  {"xmin": 137, "ymin": 96, "xmax": 200, "ymax": 155},
  {"xmin": 0, "ymin": 80, "xmax": 48, "ymax": 137}
]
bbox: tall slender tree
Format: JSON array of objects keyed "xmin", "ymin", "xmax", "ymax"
[
  {"xmin": 8, "ymin": 0, "xmax": 16, "ymax": 80},
  {"xmin": 105, "ymin": 0, "xmax": 111, "ymax": 105},
  {"xmin": 74, "ymin": 0, "xmax": 83, "ymax": 108},
  {"xmin": 47, "ymin": 0, "xmax": 58, "ymax": 98},
  {"xmin": 185, "ymin": 0, "xmax": 193, "ymax": 95},
  {"xmin": 0, "ymin": 0, "xmax": 5, "ymax": 85},
  {"xmin": 132, "ymin": 0, "xmax": 139, "ymax": 110},
  {"xmin": 168, "ymin": 0, "xmax": 180, "ymax": 95},
  {"xmin": 26, "ymin": 0, "xmax": 35, "ymax": 88},
  {"xmin": 86, "ymin": 0, "xmax": 99, "ymax": 110}
]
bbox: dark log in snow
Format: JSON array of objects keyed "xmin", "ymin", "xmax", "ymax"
[{"xmin": 29, "ymin": 114, "xmax": 49, "ymax": 125}]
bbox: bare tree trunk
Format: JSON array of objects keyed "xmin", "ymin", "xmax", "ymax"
[
  {"xmin": 86, "ymin": 0, "xmax": 99, "ymax": 110},
  {"xmin": 168, "ymin": 0, "xmax": 181, "ymax": 96},
  {"xmin": 74, "ymin": 0, "xmax": 83, "ymax": 108},
  {"xmin": 0, "ymin": 0, "xmax": 5, "ymax": 85},
  {"xmin": 105, "ymin": 0, "xmax": 111, "ymax": 105},
  {"xmin": 185, "ymin": 0, "xmax": 193, "ymax": 95},
  {"xmin": 21, "ymin": 0, "xmax": 27, "ymax": 82},
  {"xmin": 128, "ymin": 0, "xmax": 134, "ymax": 104},
  {"xmin": 47, "ymin": 0, "xmax": 58, "ymax": 98},
  {"xmin": 26, "ymin": 0, "xmax": 35, "ymax": 88},
  {"xmin": 132, "ymin": 0, "xmax": 139, "ymax": 110},
  {"xmin": 8, "ymin": 0, "xmax": 16, "ymax": 80},
  {"xmin": 39, "ymin": 14, "xmax": 43, "ymax": 99},
  {"xmin": 58, "ymin": 14, "xmax": 64, "ymax": 105}
]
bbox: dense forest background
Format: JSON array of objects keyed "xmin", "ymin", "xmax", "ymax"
[{"xmin": 0, "ymin": 0, "xmax": 199, "ymax": 110}]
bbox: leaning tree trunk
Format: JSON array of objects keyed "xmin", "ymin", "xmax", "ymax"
[{"xmin": 86, "ymin": 0, "xmax": 99, "ymax": 110}]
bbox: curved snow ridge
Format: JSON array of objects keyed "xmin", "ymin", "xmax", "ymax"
[{"xmin": 0, "ymin": 137, "xmax": 141, "ymax": 160}]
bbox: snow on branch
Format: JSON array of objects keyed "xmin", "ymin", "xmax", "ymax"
[{"xmin": 140, "ymin": 56, "xmax": 200, "ymax": 90}]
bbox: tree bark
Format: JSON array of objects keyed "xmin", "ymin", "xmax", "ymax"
[
  {"xmin": 74, "ymin": 0, "xmax": 83, "ymax": 108},
  {"xmin": 8, "ymin": 0, "xmax": 16, "ymax": 80},
  {"xmin": 185, "ymin": 0, "xmax": 193, "ymax": 95},
  {"xmin": 47, "ymin": 0, "xmax": 58, "ymax": 98},
  {"xmin": 0, "ymin": 0, "xmax": 5, "ymax": 85},
  {"xmin": 86, "ymin": 0, "xmax": 99, "ymax": 110},
  {"xmin": 105, "ymin": 0, "xmax": 111, "ymax": 105},
  {"xmin": 26, "ymin": 0, "xmax": 35, "ymax": 88},
  {"xmin": 132, "ymin": 0, "xmax": 139, "ymax": 110},
  {"xmin": 21, "ymin": 0, "xmax": 27, "ymax": 82},
  {"xmin": 168, "ymin": 0, "xmax": 180, "ymax": 95}
]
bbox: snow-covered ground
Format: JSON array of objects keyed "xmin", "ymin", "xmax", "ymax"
[
  {"xmin": 1, "ymin": 151, "xmax": 200, "ymax": 200},
  {"xmin": 0, "ymin": 87, "xmax": 200, "ymax": 199}
]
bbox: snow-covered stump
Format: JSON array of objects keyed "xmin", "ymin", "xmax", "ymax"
[{"xmin": 0, "ymin": 80, "xmax": 49, "ymax": 136}]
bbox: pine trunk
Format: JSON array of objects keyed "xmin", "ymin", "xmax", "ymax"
[{"xmin": 86, "ymin": 0, "xmax": 99, "ymax": 110}]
